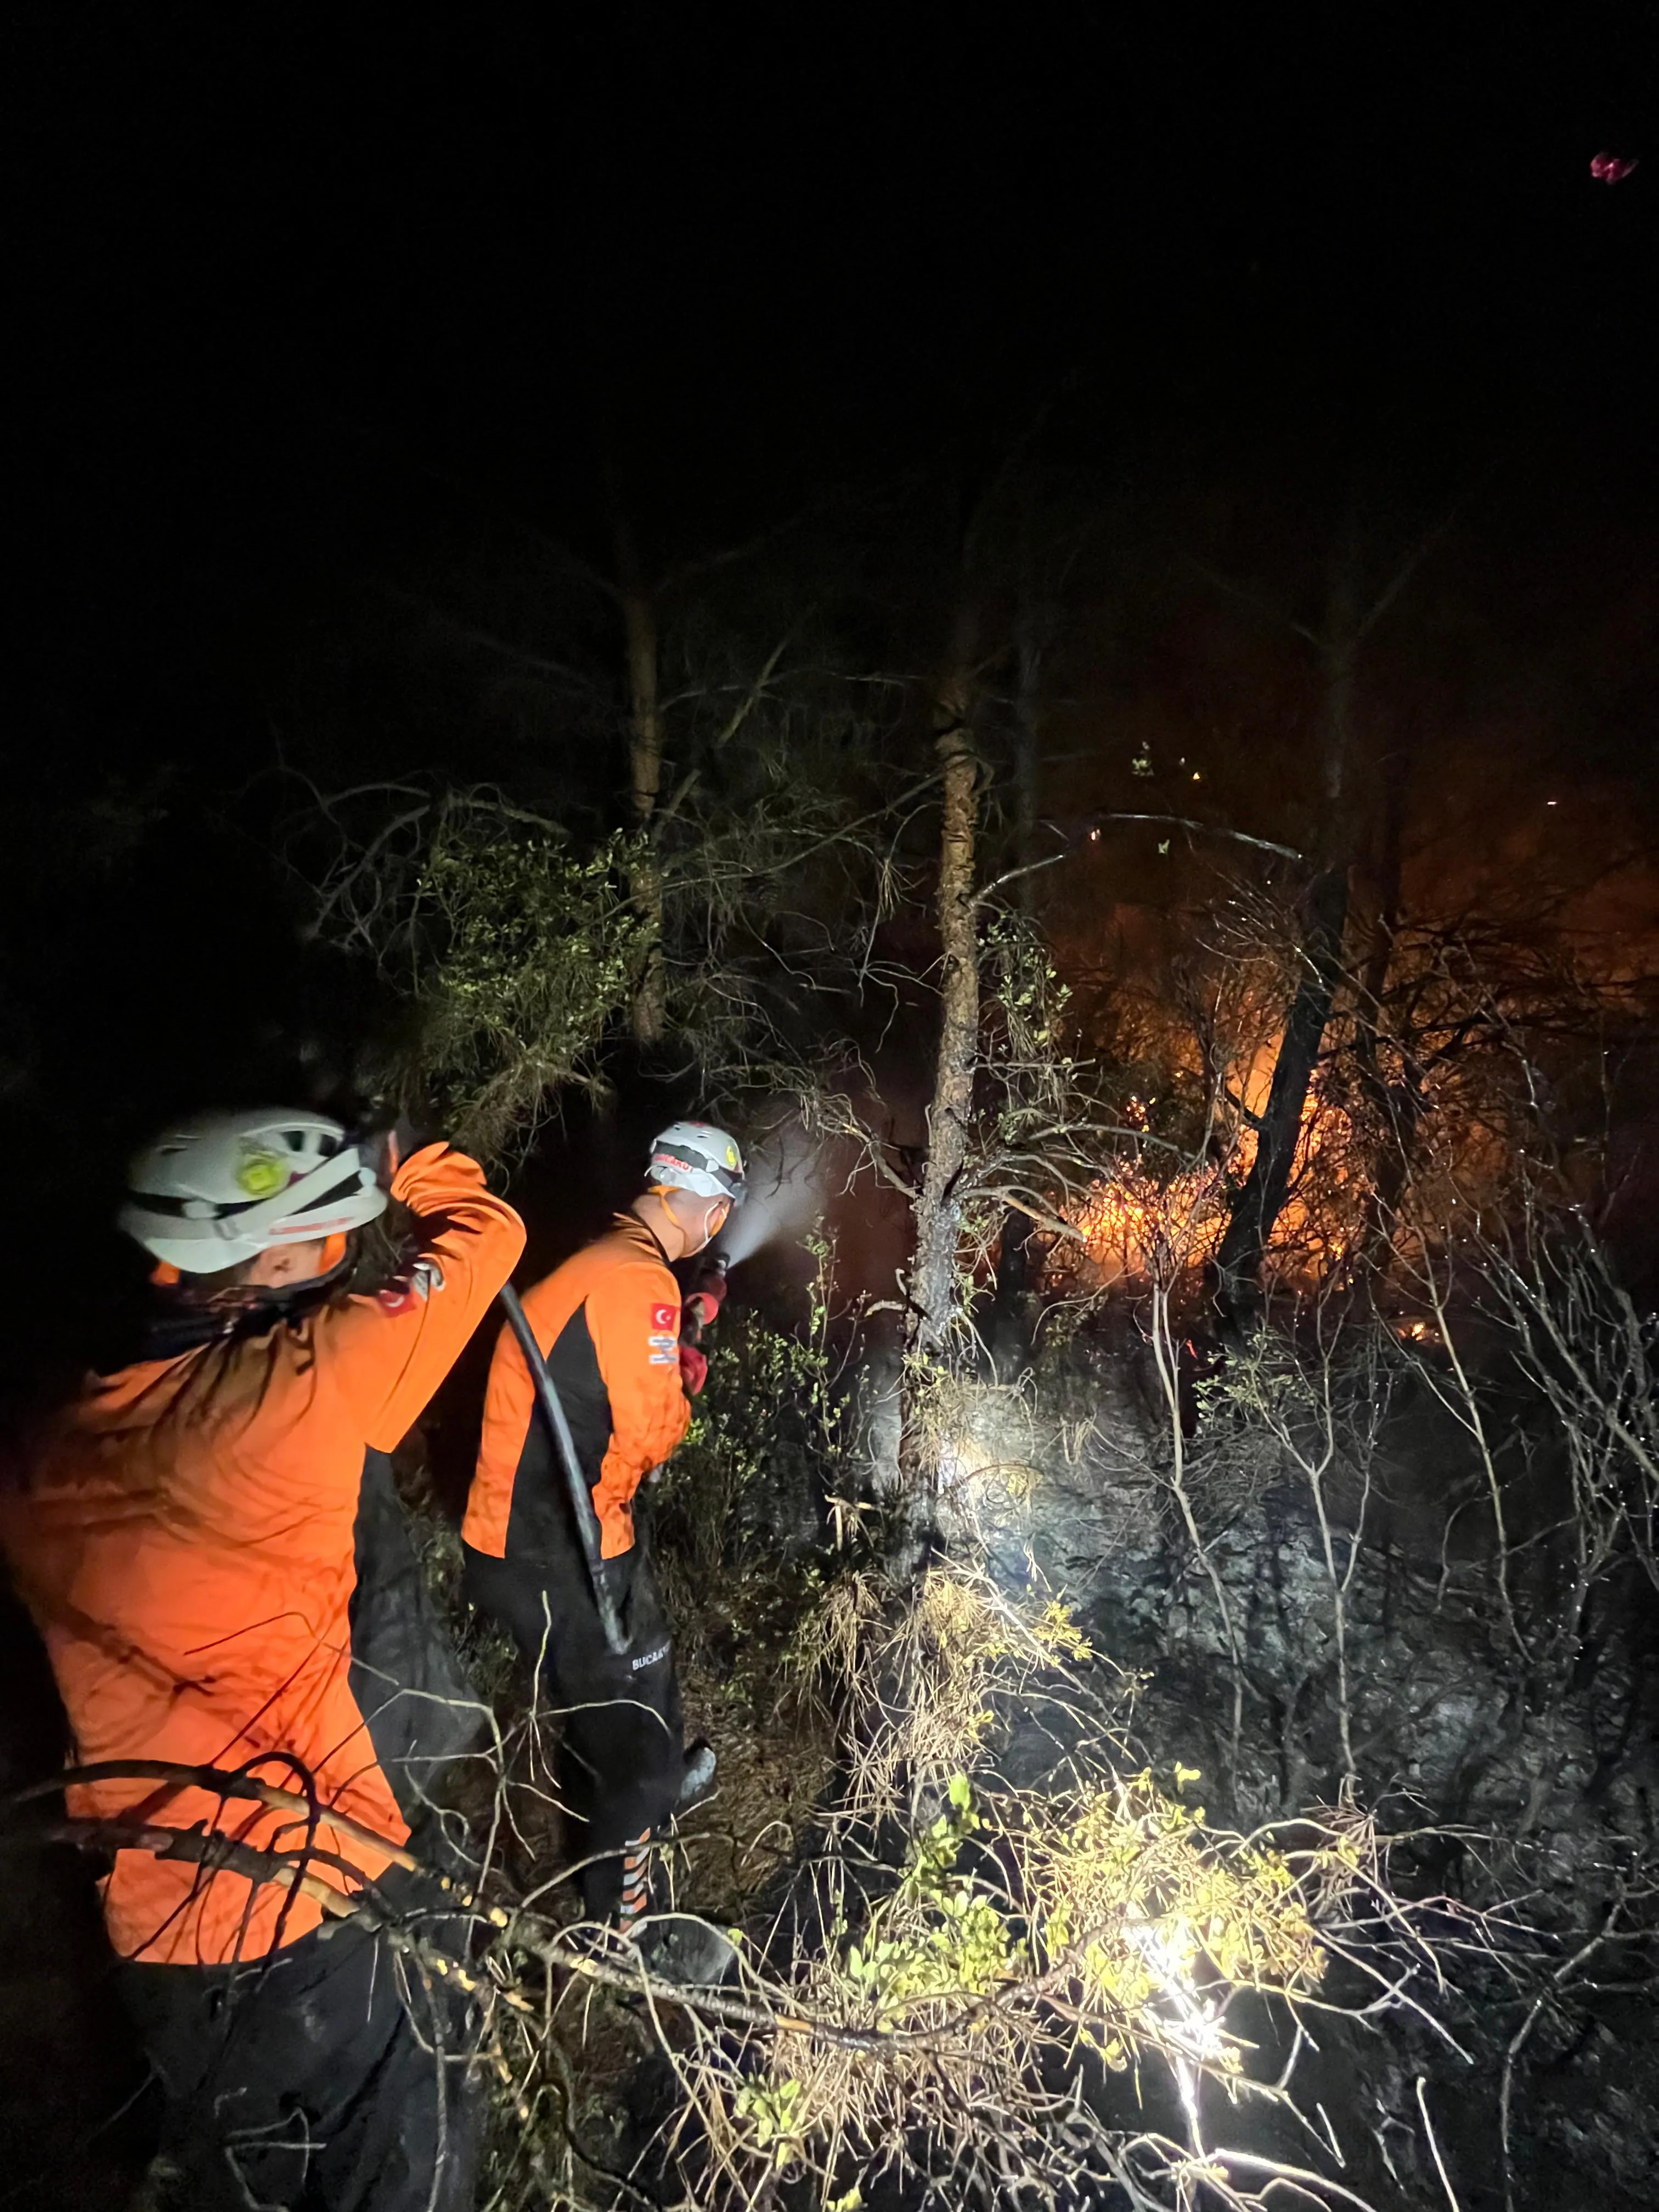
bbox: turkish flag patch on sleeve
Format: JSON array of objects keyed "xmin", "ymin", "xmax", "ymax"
[{"xmin": 651, "ymin": 1303, "xmax": 678, "ymax": 1330}]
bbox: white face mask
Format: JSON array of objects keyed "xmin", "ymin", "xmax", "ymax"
[{"xmin": 692, "ymin": 1199, "xmax": 730, "ymax": 1251}]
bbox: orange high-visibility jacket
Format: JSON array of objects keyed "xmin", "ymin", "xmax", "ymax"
[
  {"xmin": 0, "ymin": 1144, "xmax": 524, "ymax": 1967},
  {"xmin": 463, "ymin": 1214, "xmax": 691, "ymax": 1565}
]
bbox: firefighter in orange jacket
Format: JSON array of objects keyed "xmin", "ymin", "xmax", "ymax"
[
  {"xmin": 0, "ymin": 1109, "xmax": 524, "ymax": 2212},
  {"xmin": 462, "ymin": 1120, "xmax": 743, "ymax": 1933}
]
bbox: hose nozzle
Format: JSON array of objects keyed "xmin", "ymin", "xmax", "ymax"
[{"xmin": 684, "ymin": 1251, "xmax": 729, "ymax": 1342}]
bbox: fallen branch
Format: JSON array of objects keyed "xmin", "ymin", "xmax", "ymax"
[{"xmin": 9, "ymin": 1757, "xmax": 423, "ymax": 1875}]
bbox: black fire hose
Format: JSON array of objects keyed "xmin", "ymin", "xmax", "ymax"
[{"xmin": 496, "ymin": 1284, "xmax": 629, "ymax": 1657}]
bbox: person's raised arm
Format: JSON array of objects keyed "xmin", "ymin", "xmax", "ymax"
[{"xmin": 328, "ymin": 1142, "xmax": 526, "ymax": 1449}]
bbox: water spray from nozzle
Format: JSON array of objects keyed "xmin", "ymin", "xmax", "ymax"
[{"xmin": 714, "ymin": 1122, "xmax": 823, "ymax": 1267}]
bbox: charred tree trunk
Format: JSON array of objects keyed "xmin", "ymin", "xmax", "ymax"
[
  {"xmin": 614, "ymin": 517, "xmax": 667, "ymax": 1045},
  {"xmin": 1212, "ymin": 862, "xmax": 1351, "ymax": 1322},
  {"xmin": 1214, "ymin": 528, "xmax": 1360, "ymax": 1325},
  {"xmin": 901, "ymin": 606, "xmax": 982, "ymax": 1499}
]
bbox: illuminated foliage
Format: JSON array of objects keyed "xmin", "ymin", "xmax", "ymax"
[{"xmin": 696, "ymin": 1574, "xmax": 1370, "ymax": 2205}]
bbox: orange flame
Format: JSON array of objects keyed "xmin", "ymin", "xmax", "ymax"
[{"xmin": 1064, "ymin": 1076, "xmax": 1361, "ymax": 1285}]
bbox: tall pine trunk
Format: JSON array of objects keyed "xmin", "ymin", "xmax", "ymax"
[
  {"xmin": 614, "ymin": 517, "xmax": 668, "ymax": 1045},
  {"xmin": 990, "ymin": 571, "xmax": 1047, "ymax": 1367},
  {"xmin": 900, "ymin": 605, "xmax": 981, "ymax": 1502}
]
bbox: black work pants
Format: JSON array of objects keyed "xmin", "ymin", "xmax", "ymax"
[
  {"xmin": 462, "ymin": 1536, "xmax": 683, "ymax": 1919},
  {"xmin": 119, "ymin": 1886, "xmax": 481, "ymax": 2212}
]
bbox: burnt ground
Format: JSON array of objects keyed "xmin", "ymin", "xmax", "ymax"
[{"xmin": 967, "ymin": 1321, "xmax": 1659, "ymax": 2211}]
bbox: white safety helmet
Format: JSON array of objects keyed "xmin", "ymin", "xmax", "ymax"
[
  {"xmin": 647, "ymin": 1120, "xmax": 746, "ymax": 1208},
  {"xmin": 119, "ymin": 1108, "xmax": 388, "ymax": 1274}
]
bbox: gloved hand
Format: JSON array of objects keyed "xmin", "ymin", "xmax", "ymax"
[
  {"xmin": 678, "ymin": 1342, "xmax": 708, "ymax": 1396},
  {"xmin": 686, "ymin": 1257, "xmax": 728, "ymax": 1327}
]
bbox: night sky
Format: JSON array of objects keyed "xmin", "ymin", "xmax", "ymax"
[{"xmin": 12, "ymin": 5, "xmax": 1659, "ymax": 782}]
